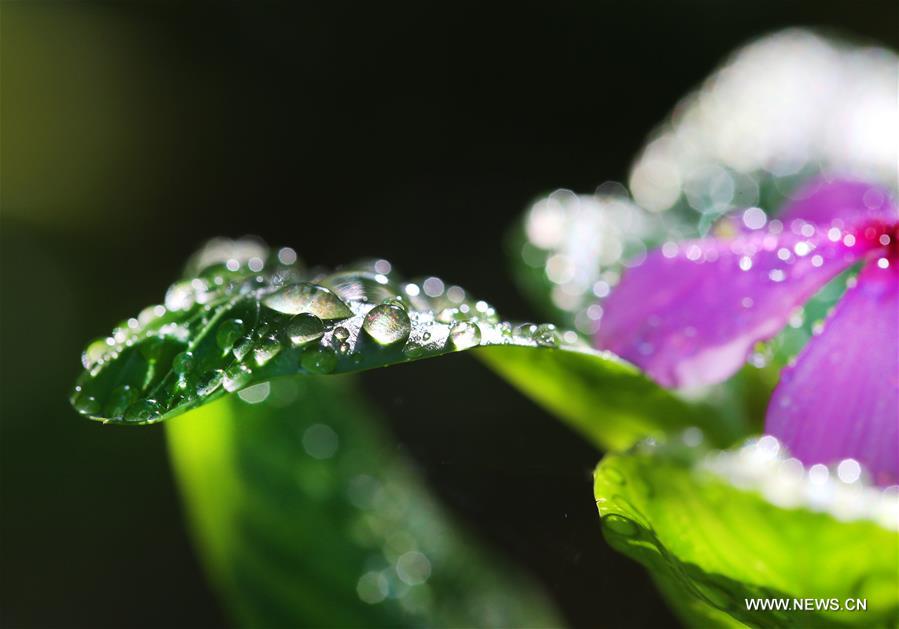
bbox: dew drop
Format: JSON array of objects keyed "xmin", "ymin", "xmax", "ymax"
[
  {"xmin": 253, "ymin": 322, "xmax": 272, "ymax": 339},
  {"xmin": 172, "ymin": 351, "xmax": 194, "ymax": 375},
  {"xmin": 196, "ymin": 369, "xmax": 224, "ymax": 396},
  {"xmin": 321, "ymin": 271, "xmax": 397, "ymax": 304},
  {"xmin": 435, "ymin": 307, "xmax": 460, "ymax": 323},
  {"xmin": 124, "ymin": 399, "xmax": 163, "ymax": 423},
  {"xmin": 332, "ymin": 326, "xmax": 350, "ymax": 342},
  {"xmin": 515, "ymin": 323, "xmax": 537, "ymax": 340},
  {"xmin": 262, "ymin": 283, "xmax": 353, "ymax": 320},
  {"xmin": 216, "ymin": 319, "xmax": 245, "ymax": 350},
  {"xmin": 82, "ymin": 337, "xmax": 112, "ymax": 369},
  {"xmin": 165, "ymin": 280, "xmax": 195, "ymax": 311},
  {"xmin": 403, "ymin": 344, "xmax": 425, "ymax": 358},
  {"xmin": 534, "ymin": 323, "xmax": 560, "ymax": 348},
  {"xmin": 167, "ymin": 391, "xmax": 190, "ymax": 410},
  {"xmin": 284, "ymin": 314, "xmax": 325, "ymax": 347},
  {"xmin": 138, "ymin": 304, "xmax": 166, "ymax": 326},
  {"xmin": 448, "ymin": 321, "xmax": 481, "ymax": 350},
  {"xmin": 223, "ymin": 363, "xmax": 253, "ymax": 392},
  {"xmin": 382, "ymin": 296, "xmax": 408, "ymax": 309},
  {"xmin": 362, "ymin": 304, "xmax": 411, "ymax": 345},
  {"xmin": 232, "ymin": 335, "xmax": 254, "ymax": 361},
  {"xmin": 337, "ymin": 341, "xmax": 351, "ymax": 355},
  {"xmin": 301, "ymin": 347, "xmax": 338, "ymax": 374},
  {"xmin": 253, "ymin": 336, "xmax": 282, "ymax": 366}
]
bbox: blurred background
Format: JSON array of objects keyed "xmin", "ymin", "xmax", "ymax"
[{"xmin": 1, "ymin": 2, "xmax": 896, "ymax": 627}]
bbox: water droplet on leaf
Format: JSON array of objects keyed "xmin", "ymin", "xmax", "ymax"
[
  {"xmin": 436, "ymin": 307, "xmax": 471, "ymax": 323},
  {"xmin": 263, "ymin": 283, "xmax": 352, "ymax": 319},
  {"xmin": 165, "ymin": 280, "xmax": 195, "ymax": 311},
  {"xmin": 515, "ymin": 323, "xmax": 537, "ymax": 340},
  {"xmin": 216, "ymin": 319, "xmax": 245, "ymax": 350},
  {"xmin": 321, "ymin": 271, "xmax": 396, "ymax": 304},
  {"xmin": 82, "ymin": 337, "xmax": 112, "ymax": 369},
  {"xmin": 124, "ymin": 399, "xmax": 163, "ymax": 423},
  {"xmin": 223, "ymin": 363, "xmax": 253, "ymax": 392},
  {"xmin": 404, "ymin": 344, "xmax": 425, "ymax": 358},
  {"xmin": 362, "ymin": 304, "xmax": 411, "ymax": 345},
  {"xmin": 196, "ymin": 369, "xmax": 224, "ymax": 396},
  {"xmin": 232, "ymin": 335, "xmax": 254, "ymax": 361},
  {"xmin": 172, "ymin": 351, "xmax": 194, "ymax": 375},
  {"xmin": 448, "ymin": 321, "xmax": 481, "ymax": 350},
  {"xmin": 534, "ymin": 323, "xmax": 560, "ymax": 348},
  {"xmin": 253, "ymin": 336, "xmax": 281, "ymax": 366},
  {"xmin": 284, "ymin": 314, "xmax": 324, "ymax": 347}
]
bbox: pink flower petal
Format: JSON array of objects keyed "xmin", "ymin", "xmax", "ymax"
[
  {"xmin": 779, "ymin": 177, "xmax": 897, "ymax": 228},
  {"xmin": 766, "ymin": 261, "xmax": 898, "ymax": 485},
  {"xmin": 595, "ymin": 229, "xmax": 874, "ymax": 388}
]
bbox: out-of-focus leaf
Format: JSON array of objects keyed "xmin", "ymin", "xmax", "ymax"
[
  {"xmin": 594, "ymin": 437, "xmax": 899, "ymax": 628},
  {"xmin": 477, "ymin": 345, "xmax": 743, "ymax": 451},
  {"xmin": 167, "ymin": 376, "xmax": 561, "ymax": 628},
  {"xmin": 70, "ymin": 237, "xmax": 736, "ymax": 451}
]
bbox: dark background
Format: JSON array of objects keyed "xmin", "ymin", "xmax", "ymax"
[{"xmin": 1, "ymin": 2, "xmax": 896, "ymax": 627}]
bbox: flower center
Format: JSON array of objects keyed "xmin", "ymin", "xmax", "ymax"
[{"xmin": 854, "ymin": 220, "xmax": 899, "ymax": 266}]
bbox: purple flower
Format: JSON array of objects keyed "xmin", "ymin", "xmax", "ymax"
[{"xmin": 595, "ymin": 177, "xmax": 898, "ymax": 484}]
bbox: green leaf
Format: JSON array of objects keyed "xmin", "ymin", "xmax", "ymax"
[
  {"xmin": 594, "ymin": 437, "xmax": 899, "ymax": 628},
  {"xmin": 69, "ymin": 237, "xmax": 570, "ymax": 424},
  {"xmin": 476, "ymin": 345, "xmax": 743, "ymax": 451},
  {"xmin": 167, "ymin": 375, "xmax": 562, "ymax": 628},
  {"xmin": 70, "ymin": 237, "xmax": 735, "ymax": 450}
]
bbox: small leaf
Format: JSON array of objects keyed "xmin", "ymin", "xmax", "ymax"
[
  {"xmin": 69, "ymin": 237, "xmax": 735, "ymax": 451},
  {"xmin": 594, "ymin": 436, "xmax": 899, "ymax": 628},
  {"xmin": 167, "ymin": 377, "xmax": 562, "ymax": 627}
]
